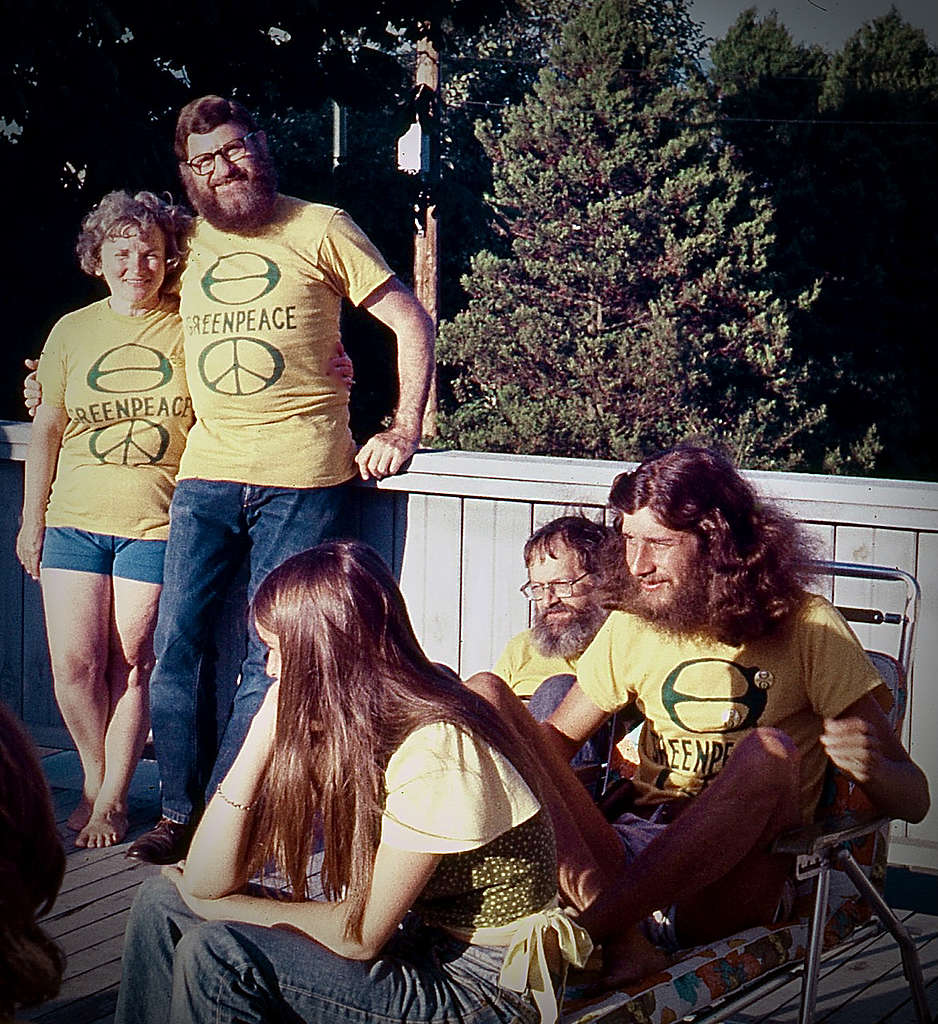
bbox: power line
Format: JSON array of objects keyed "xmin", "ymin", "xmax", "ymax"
[
  {"xmin": 443, "ymin": 55, "xmax": 544, "ymax": 68},
  {"xmin": 714, "ymin": 116, "xmax": 938, "ymax": 127},
  {"xmin": 443, "ymin": 96, "xmax": 938, "ymax": 127},
  {"xmin": 440, "ymin": 53, "xmax": 938, "ymax": 90}
]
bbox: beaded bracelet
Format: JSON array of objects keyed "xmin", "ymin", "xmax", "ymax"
[{"xmin": 215, "ymin": 784, "xmax": 255, "ymax": 812}]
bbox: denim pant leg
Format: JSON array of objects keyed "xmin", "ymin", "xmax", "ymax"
[
  {"xmin": 180, "ymin": 913, "xmax": 534, "ymax": 1023},
  {"xmin": 207, "ymin": 482, "xmax": 351, "ymax": 794},
  {"xmin": 150, "ymin": 479, "xmax": 246, "ymax": 824},
  {"xmin": 120, "ymin": 877, "xmax": 536, "ymax": 1024},
  {"xmin": 527, "ymin": 673, "xmax": 614, "ymax": 769},
  {"xmin": 115, "ymin": 875, "xmax": 206, "ymax": 1024}
]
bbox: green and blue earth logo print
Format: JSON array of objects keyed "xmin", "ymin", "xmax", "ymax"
[
  {"xmin": 87, "ymin": 343, "xmax": 174, "ymax": 394},
  {"xmin": 201, "ymin": 252, "xmax": 280, "ymax": 305}
]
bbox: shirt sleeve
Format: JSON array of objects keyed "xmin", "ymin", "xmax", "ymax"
[
  {"xmin": 318, "ymin": 209, "xmax": 394, "ymax": 306},
  {"xmin": 36, "ymin": 319, "xmax": 69, "ymax": 409},
  {"xmin": 575, "ymin": 612, "xmax": 634, "ymax": 713},
  {"xmin": 493, "ymin": 635, "xmax": 520, "ymax": 686},
  {"xmin": 799, "ymin": 596, "xmax": 888, "ymax": 719},
  {"xmin": 381, "ymin": 722, "xmax": 541, "ymax": 854}
]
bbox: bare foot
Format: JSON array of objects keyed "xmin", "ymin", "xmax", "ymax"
[
  {"xmin": 67, "ymin": 796, "xmax": 94, "ymax": 832},
  {"xmin": 75, "ymin": 807, "xmax": 128, "ymax": 848},
  {"xmin": 600, "ymin": 924, "xmax": 673, "ymax": 989}
]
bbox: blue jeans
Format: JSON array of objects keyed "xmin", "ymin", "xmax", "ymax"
[
  {"xmin": 526, "ymin": 674, "xmax": 615, "ymax": 770},
  {"xmin": 149, "ymin": 477, "xmax": 350, "ymax": 824},
  {"xmin": 115, "ymin": 876, "xmax": 538, "ymax": 1024}
]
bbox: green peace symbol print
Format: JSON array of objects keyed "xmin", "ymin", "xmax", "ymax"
[
  {"xmin": 197, "ymin": 336, "xmax": 285, "ymax": 395},
  {"xmin": 660, "ymin": 658, "xmax": 769, "ymax": 734},
  {"xmin": 201, "ymin": 251, "xmax": 281, "ymax": 305},
  {"xmin": 87, "ymin": 343, "xmax": 174, "ymax": 394},
  {"xmin": 89, "ymin": 419, "xmax": 170, "ymax": 465}
]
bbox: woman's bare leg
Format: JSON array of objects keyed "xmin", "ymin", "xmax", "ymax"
[
  {"xmin": 79, "ymin": 577, "xmax": 161, "ymax": 848},
  {"xmin": 40, "ymin": 568, "xmax": 112, "ymax": 833}
]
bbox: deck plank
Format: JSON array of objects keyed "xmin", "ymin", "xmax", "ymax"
[
  {"xmin": 26, "ymin": 748, "xmax": 161, "ymax": 1024},
  {"xmin": 714, "ymin": 912, "xmax": 938, "ymax": 1023},
  {"xmin": 818, "ymin": 928, "xmax": 937, "ymax": 1024},
  {"xmin": 30, "ymin": 987, "xmax": 120, "ymax": 1024}
]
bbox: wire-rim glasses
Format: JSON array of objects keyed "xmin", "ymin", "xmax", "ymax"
[
  {"xmin": 183, "ymin": 132, "xmax": 259, "ymax": 175},
  {"xmin": 520, "ymin": 572, "xmax": 590, "ymax": 601}
]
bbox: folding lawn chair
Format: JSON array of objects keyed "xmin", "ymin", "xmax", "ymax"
[{"xmin": 561, "ymin": 560, "xmax": 932, "ymax": 1024}]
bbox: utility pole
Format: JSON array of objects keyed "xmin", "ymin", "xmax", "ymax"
[{"xmin": 414, "ymin": 26, "xmax": 439, "ymax": 437}]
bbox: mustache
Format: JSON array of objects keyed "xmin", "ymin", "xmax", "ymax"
[{"xmin": 210, "ymin": 167, "xmax": 249, "ymax": 188}]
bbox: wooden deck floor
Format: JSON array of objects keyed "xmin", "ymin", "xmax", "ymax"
[
  {"xmin": 24, "ymin": 748, "xmax": 938, "ymax": 1024},
  {"xmin": 24, "ymin": 750, "xmax": 162, "ymax": 1024}
]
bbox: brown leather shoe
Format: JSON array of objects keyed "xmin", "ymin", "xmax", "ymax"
[{"xmin": 125, "ymin": 817, "xmax": 193, "ymax": 864}]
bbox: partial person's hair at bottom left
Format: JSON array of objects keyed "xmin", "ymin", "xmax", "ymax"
[{"xmin": 0, "ymin": 702, "xmax": 66, "ymax": 1017}]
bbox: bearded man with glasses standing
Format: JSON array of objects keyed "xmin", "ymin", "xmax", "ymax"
[{"xmin": 122, "ymin": 94, "xmax": 434, "ymax": 864}]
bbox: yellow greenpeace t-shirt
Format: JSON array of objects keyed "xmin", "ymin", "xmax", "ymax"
[
  {"xmin": 494, "ymin": 630, "xmax": 579, "ymax": 699},
  {"xmin": 177, "ymin": 196, "xmax": 393, "ymax": 488},
  {"xmin": 576, "ymin": 595, "xmax": 885, "ymax": 820},
  {"xmin": 37, "ymin": 297, "xmax": 191, "ymax": 541}
]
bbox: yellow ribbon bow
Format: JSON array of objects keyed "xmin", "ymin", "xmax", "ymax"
[{"xmin": 499, "ymin": 906, "xmax": 594, "ymax": 1024}]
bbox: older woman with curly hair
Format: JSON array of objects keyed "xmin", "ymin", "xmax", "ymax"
[{"xmin": 16, "ymin": 190, "xmax": 193, "ymax": 848}]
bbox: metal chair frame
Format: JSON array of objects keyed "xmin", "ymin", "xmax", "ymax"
[{"xmin": 773, "ymin": 560, "xmax": 928, "ymax": 1024}]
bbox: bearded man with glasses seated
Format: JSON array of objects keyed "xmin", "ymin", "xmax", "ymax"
[{"xmin": 474, "ymin": 515, "xmax": 627, "ymax": 775}]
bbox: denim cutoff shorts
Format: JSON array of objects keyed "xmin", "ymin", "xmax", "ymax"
[{"xmin": 41, "ymin": 527, "xmax": 166, "ymax": 584}]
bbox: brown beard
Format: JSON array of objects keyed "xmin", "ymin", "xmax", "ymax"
[
  {"xmin": 531, "ymin": 601, "xmax": 609, "ymax": 659},
  {"xmin": 183, "ymin": 158, "xmax": 279, "ymax": 232},
  {"xmin": 620, "ymin": 563, "xmax": 713, "ymax": 637}
]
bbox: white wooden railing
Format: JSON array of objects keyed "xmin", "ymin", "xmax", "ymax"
[{"xmin": 2, "ymin": 421, "xmax": 936, "ymax": 871}]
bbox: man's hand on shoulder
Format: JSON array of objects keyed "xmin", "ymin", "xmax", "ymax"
[
  {"xmin": 24, "ymin": 358, "xmax": 40, "ymax": 417},
  {"xmin": 354, "ymin": 427, "xmax": 420, "ymax": 481}
]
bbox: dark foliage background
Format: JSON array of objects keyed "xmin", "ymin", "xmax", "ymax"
[{"xmin": 3, "ymin": 1, "xmax": 936, "ymax": 477}]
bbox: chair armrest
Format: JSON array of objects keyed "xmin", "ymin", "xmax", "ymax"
[{"xmin": 772, "ymin": 811, "xmax": 889, "ymax": 856}]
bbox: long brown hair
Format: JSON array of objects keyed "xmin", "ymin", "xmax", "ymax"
[
  {"xmin": 609, "ymin": 443, "xmax": 819, "ymax": 643},
  {"xmin": 0, "ymin": 703, "xmax": 65, "ymax": 1016},
  {"xmin": 247, "ymin": 540, "xmax": 545, "ymax": 941}
]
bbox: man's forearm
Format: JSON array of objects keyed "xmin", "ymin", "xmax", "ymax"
[
  {"xmin": 361, "ymin": 276, "xmax": 434, "ymax": 439},
  {"xmin": 390, "ymin": 308, "xmax": 434, "ymax": 439},
  {"xmin": 355, "ymin": 278, "xmax": 434, "ymax": 479},
  {"xmin": 863, "ymin": 757, "xmax": 930, "ymax": 824},
  {"xmin": 539, "ymin": 719, "xmax": 585, "ymax": 766}
]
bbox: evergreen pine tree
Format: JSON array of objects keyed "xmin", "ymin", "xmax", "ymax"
[
  {"xmin": 712, "ymin": 8, "xmax": 938, "ymax": 479},
  {"xmin": 436, "ymin": 0, "xmax": 826, "ymax": 470}
]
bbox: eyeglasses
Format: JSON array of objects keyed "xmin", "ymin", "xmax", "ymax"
[
  {"xmin": 183, "ymin": 132, "xmax": 259, "ymax": 176},
  {"xmin": 520, "ymin": 572, "xmax": 590, "ymax": 601}
]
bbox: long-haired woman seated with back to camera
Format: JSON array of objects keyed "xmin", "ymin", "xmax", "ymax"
[{"xmin": 115, "ymin": 539, "xmax": 592, "ymax": 1024}]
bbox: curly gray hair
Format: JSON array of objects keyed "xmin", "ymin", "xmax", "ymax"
[{"xmin": 75, "ymin": 190, "xmax": 192, "ymax": 281}]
